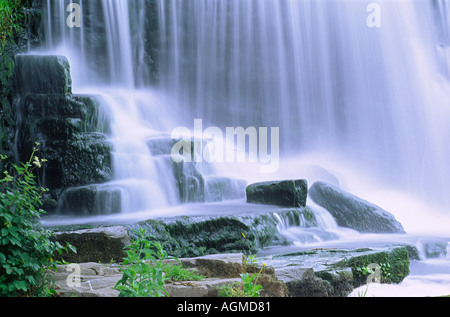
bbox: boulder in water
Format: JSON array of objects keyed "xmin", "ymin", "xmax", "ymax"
[
  {"xmin": 309, "ymin": 181, "xmax": 405, "ymax": 234},
  {"xmin": 56, "ymin": 185, "xmax": 122, "ymax": 216},
  {"xmin": 246, "ymin": 179, "xmax": 308, "ymax": 207}
]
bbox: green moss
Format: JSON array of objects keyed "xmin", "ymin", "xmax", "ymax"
[
  {"xmin": 121, "ymin": 210, "xmax": 305, "ymax": 258},
  {"xmin": 346, "ymin": 247, "xmax": 410, "ymax": 287}
]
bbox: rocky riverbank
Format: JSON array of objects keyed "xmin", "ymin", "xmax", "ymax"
[
  {"xmin": 44, "ymin": 153, "xmax": 417, "ymax": 297},
  {"xmin": 48, "ymin": 216, "xmax": 418, "ymax": 298}
]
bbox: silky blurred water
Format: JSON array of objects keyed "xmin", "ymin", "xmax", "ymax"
[{"xmin": 37, "ymin": 0, "xmax": 450, "ymax": 296}]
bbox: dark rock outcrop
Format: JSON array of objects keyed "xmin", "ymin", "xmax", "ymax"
[
  {"xmin": 14, "ymin": 55, "xmax": 114, "ymax": 214},
  {"xmin": 54, "ymin": 226, "xmax": 131, "ymax": 263},
  {"xmin": 15, "ymin": 55, "xmax": 72, "ymax": 95},
  {"xmin": 246, "ymin": 179, "xmax": 308, "ymax": 207},
  {"xmin": 309, "ymin": 181, "xmax": 405, "ymax": 234}
]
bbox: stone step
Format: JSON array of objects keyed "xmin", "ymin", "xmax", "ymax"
[{"xmin": 49, "ymin": 253, "xmax": 286, "ymax": 297}]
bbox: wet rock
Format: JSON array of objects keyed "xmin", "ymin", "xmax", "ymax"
[
  {"xmin": 14, "ymin": 55, "xmax": 114, "ymax": 214},
  {"xmin": 49, "ymin": 225, "xmax": 416, "ymax": 297},
  {"xmin": 309, "ymin": 181, "xmax": 405, "ymax": 234},
  {"xmin": 54, "ymin": 226, "xmax": 131, "ymax": 263},
  {"xmin": 124, "ymin": 208, "xmax": 315, "ymax": 258},
  {"xmin": 56, "ymin": 184, "xmax": 122, "ymax": 216},
  {"xmin": 314, "ymin": 268, "xmax": 354, "ymax": 297},
  {"xmin": 15, "ymin": 55, "xmax": 72, "ymax": 95},
  {"xmin": 259, "ymin": 245, "xmax": 416, "ymax": 297},
  {"xmin": 246, "ymin": 179, "xmax": 308, "ymax": 207},
  {"xmin": 345, "ymin": 247, "xmax": 411, "ymax": 286}
]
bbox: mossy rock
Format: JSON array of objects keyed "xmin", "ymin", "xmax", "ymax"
[
  {"xmin": 122, "ymin": 209, "xmax": 313, "ymax": 258},
  {"xmin": 309, "ymin": 181, "xmax": 405, "ymax": 234},
  {"xmin": 345, "ymin": 247, "xmax": 410, "ymax": 286},
  {"xmin": 246, "ymin": 179, "xmax": 308, "ymax": 207}
]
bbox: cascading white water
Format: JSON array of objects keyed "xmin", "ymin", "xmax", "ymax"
[
  {"xmin": 37, "ymin": 0, "xmax": 450, "ymax": 297},
  {"xmin": 41, "ymin": 1, "xmax": 450, "ymax": 226},
  {"xmin": 156, "ymin": 0, "xmax": 450, "ymax": 213},
  {"xmin": 43, "ymin": 0, "xmax": 180, "ymax": 214}
]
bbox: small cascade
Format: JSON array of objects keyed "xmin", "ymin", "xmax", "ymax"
[
  {"xmin": 94, "ymin": 90, "xmax": 179, "ymax": 213},
  {"xmin": 271, "ymin": 203, "xmax": 358, "ymax": 246},
  {"xmin": 42, "ymin": 0, "xmax": 249, "ymax": 216},
  {"xmin": 42, "ymin": 0, "xmax": 180, "ymax": 215}
]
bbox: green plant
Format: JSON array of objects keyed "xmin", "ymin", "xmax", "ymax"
[
  {"xmin": 379, "ymin": 262, "xmax": 391, "ymax": 279},
  {"xmin": 0, "ymin": 144, "xmax": 75, "ymax": 297},
  {"xmin": 0, "ymin": 0, "xmax": 29, "ymax": 85},
  {"xmin": 115, "ymin": 228, "xmax": 178, "ymax": 297},
  {"xmin": 0, "ymin": 0, "xmax": 28, "ymax": 51},
  {"xmin": 218, "ymin": 263, "xmax": 265, "ymax": 297},
  {"xmin": 161, "ymin": 263, "xmax": 203, "ymax": 282},
  {"xmin": 355, "ymin": 265, "xmax": 373, "ymax": 277},
  {"xmin": 357, "ymin": 286, "xmax": 369, "ymax": 297},
  {"xmin": 355, "ymin": 262, "xmax": 391, "ymax": 282},
  {"xmin": 246, "ymin": 254, "xmax": 258, "ymax": 265}
]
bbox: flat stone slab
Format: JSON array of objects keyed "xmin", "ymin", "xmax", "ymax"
[
  {"xmin": 50, "ymin": 262, "xmax": 122, "ymax": 297},
  {"xmin": 175, "ymin": 253, "xmax": 245, "ymax": 278},
  {"xmin": 164, "ymin": 278, "xmax": 242, "ymax": 297}
]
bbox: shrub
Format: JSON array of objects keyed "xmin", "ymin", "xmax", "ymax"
[
  {"xmin": 115, "ymin": 228, "xmax": 204, "ymax": 297},
  {"xmin": 0, "ymin": 143, "xmax": 75, "ymax": 297}
]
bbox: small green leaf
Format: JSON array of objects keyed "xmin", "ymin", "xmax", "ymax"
[
  {"xmin": 14, "ymin": 280, "xmax": 28, "ymax": 292},
  {"xmin": 1, "ymin": 227, "xmax": 8, "ymax": 237}
]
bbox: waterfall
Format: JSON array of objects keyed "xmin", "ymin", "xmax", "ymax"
[
  {"xmin": 40, "ymin": 1, "xmax": 450, "ymax": 219},
  {"xmin": 43, "ymin": 0, "xmax": 180, "ymax": 214},
  {"xmin": 155, "ymin": 0, "xmax": 450, "ymax": 209}
]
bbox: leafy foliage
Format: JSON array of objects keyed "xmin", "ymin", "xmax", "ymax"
[
  {"xmin": 160, "ymin": 262, "xmax": 204, "ymax": 282},
  {"xmin": 0, "ymin": 143, "xmax": 75, "ymax": 297},
  {"xmin": 218, "ymin": 272, "xmax": 264, "ymax": 297},
  {"xmin": 218, "ymin": 257, "xmax": 265, "ymax": 297},
  {"xmin": 115, "ymin": 228, "xmax": 204, "ymax": 297},
  {"xmin": 0, "ymin": 0, "xmax": 28, "ymax": 52}
]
